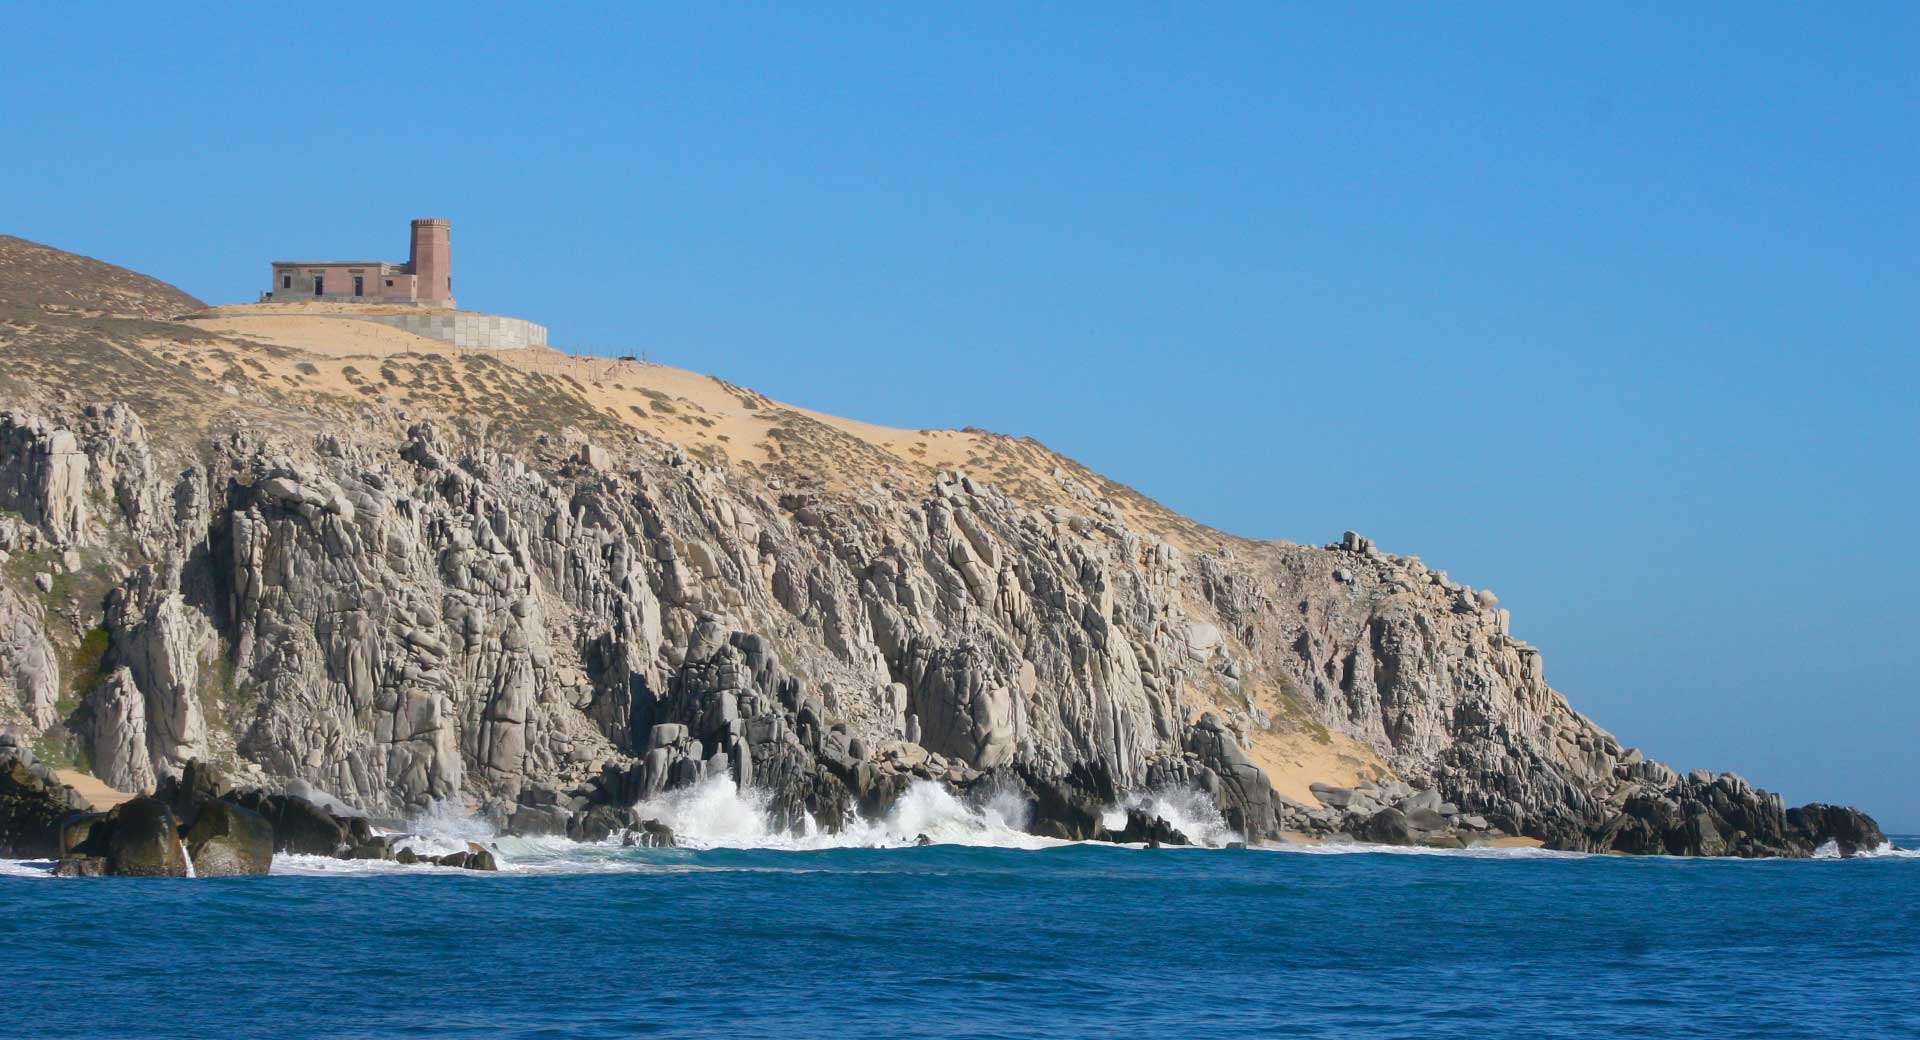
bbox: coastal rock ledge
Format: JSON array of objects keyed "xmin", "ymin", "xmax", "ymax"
[{"xmin": 0, "ymin": 236, "xmax": 1888, "ymax": 862}]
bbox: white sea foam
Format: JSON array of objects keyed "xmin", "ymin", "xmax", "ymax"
[
  {"xmin": 631, "ymin": 775, "xmax": 1060, "ymax": 851},
  {"xmin": 0, "ymin": 858, "xmax": 56, "ymax": 878},
  {"xmin": 1260, "ymin": 838, "xmax": 1593, "ymax": 860},
  {"xmin": 386, "ymin": 799, "xmax": 500, "ymax": 858},
  {"xmin": 1851, "ymin": 841, "xmax": 1920, "ymax": 860},
  {"xmin": 1100, "ymin": 786, "xmax": 1241, "ymax": 848},
  {"xmin": 14, "ymin": 794, "xmax": 1908, "ymax": 879}
]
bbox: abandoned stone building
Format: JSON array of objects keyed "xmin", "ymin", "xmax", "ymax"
[{"xmin": 264, "ymin": 218, "xmax": 455, "ymax": 307}]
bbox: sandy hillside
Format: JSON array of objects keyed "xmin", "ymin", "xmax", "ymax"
[{"xmin": 178, "ymin": 304, "xmax": 1231, "ymax": 552}]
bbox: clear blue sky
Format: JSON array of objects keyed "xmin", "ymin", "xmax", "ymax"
[{"xmin": 6, "ymin": 4, "xmax": 1915, "ymax": 829}]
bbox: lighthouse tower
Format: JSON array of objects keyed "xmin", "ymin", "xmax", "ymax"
[{"xmin": 408, "ymin": 218, "xmax": 454, "ymax": 308}]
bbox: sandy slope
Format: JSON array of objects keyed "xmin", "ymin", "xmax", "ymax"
[
  {"xmin": 55, "ymin": 770, "xmax": 134, "ymax": 812},
  {"xmin": 177, "ymin": 306, "xmax": 1223, "ymax": 549}
]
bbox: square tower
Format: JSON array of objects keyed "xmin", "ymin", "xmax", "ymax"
[{"xmin": 408, "ymin": 219, "xmax": 454, "ymax": 308}]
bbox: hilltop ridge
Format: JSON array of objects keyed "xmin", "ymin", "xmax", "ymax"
[{"xmin": 0, "ymin": 235, "xmax": 204, "ymax": 320}]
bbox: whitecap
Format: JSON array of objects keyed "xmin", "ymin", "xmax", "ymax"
[
  {"xmin": 1851, "ymin": 841, "xmax": 1920, "ymax": 860},
  {"xmin": 1100, "ymin": 786, "xmax": 1241, "ymax": 848},
  {"xmin": 1259, "ymin": 839, "xmax": 1592, "ymax": 860},
  {"xmin": 630, "ymin": 775, "xmax": 1063, "ymax": 851},
  {"xmin": 0, "ymin": 858, "xmax": 55, "ymax": 878}
]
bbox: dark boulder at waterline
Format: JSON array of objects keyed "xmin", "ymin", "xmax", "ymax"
[
  {"xmin": 183, "ymin": 800, "xmax": 273, "ymax": 877},
  {"xmin": 571, "ymin": 804, "xmax": 637, "ymax": 843},
  {"xmin": 623, "ymin": 819, "xmax": 676, "ymax": 848},
  {"xmin": 432, "ymin": 843, "xmax": 499, "ymax": 870},
  {"xmin": 229, "ymin": 790, "xmax": 353, "ymax": 857},
  {"xmin": 1786, "ymin": 803, "xmax": 1886, "ymax": 857},
  {"xmin": 156, "ymin": 759, "xmax": 233, "ymax": 830},
  {"xmin": 1570, "ymin": 772, "xmax": 1890, "ymax": 859},
  {"xmin": 96, "ymin": 797, "xmax": 189, "ymax": 877},
  {"xmin": 0, "ymin": 751, "xmax": 83, "ymax": 858},
  {"xmin": 1101, "ymin": 808, "xmax": 1190, "ymax": 847}
]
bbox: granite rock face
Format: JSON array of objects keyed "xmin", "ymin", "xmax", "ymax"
[{"xmin": 0, "ymin": 398, "xmax": 1885, "ymax": 859}]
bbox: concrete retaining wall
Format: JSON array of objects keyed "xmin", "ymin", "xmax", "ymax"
[{"xmin": 343, "ymin": 311, "xmax": 548, "ymax": 350}]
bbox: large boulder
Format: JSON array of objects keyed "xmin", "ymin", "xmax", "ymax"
[
  {"xmin": 183, "ymin": 800, "xmax": 272, "ymax": 876},
  {"xmin": 625, "ymin": 819, "xmax": 676, "ymax": 848},
  {"xmin": 231, "ymin": 791, "xmax": 351, "ymax": 856},
  {"xmin": 1184, "ymin": 715, "xmax": 1279, "ymax": 841},
  {"xmin": 103, "ymin": 796, "xmax": 189, "ymax": 877},
  {"xmin": 434, "ymin": 843, "xmax": 499, "ymax": 871},
  {"xmin": 569, "ymin": 804, "xmax": 637, "ymax": 843},
  {"xmin": 506, "ymin": 804, "xmax": 572, "ymax": 837},
  {"xmin": 1018, "ymin": 761, "xmax": 1116, "ymax": 841},
  {"xmin": 1101, "ymin": 808, "xmax": 1190, "ymax": 847},
  {"xmin": 1357, "ymin": 807, "xmax": 1413, "ymax": 846},
  {"xmin": 1787, "ymin": 803, "xmax": 1887, "ymax": 857},
  {"xmin": 157, "ymin": 759, "xmax": 232, "ymax": 830},
  {"xmin": 0, "ymin": 751, "xmax": 82, "ymax": 858}
]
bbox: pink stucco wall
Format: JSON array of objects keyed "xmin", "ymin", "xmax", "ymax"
[{"xmin": 264, "ymin": 219, "xmax": 454, "ymax": 306}]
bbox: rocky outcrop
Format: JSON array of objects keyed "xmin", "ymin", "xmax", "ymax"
[
  {"xmin": 89, "ymin": 669, "xmax": 156, "ymax": 794},
  {"xmin": 0, "ymin": 413, "xmax": 91, "ymax": 547},
  {"xmin": 0, "ymin": 745, "xmax": 86, "ymax": 858},
  {"xmin": 55, "ymin": 796, "xmax": 192, "ymax": 877},
  {"xmin": 1577, "ymin": 772, "xmax": 1890, "ymax": 859},
  {"xmin": 0, "ymin": 387, "xmax": 1887, "ymax": 860},
  {"xmin": 1102, "ymin": 808, "xmax": 1190, "ymax": 847},
  {"xmin": 182, "ymin": 800, "xmax": 273, "ymax": 877},
  {"xmin": 0, "ymin": 587, "xmax": 59, "ymax": 731}
]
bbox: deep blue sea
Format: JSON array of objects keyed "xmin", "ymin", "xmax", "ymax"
[{"xmin": 3, "ymin": 831, "xmax": 1916, "ymax": 1039}]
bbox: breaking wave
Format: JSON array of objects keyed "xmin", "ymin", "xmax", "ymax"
[
  {"xmin": 631, "ymin": 775, "xmax": 1058, "ymax": 851},
  {"xmin": 8, "ymin": 793, "xmax": 1910, "ymax": 878},
  {"xmin": 1851, "ymin": 841, "xmax": 1920, "ymax": 860},
  {"xmin": 1100, "ymin": 786, "xmax": 1240, "ymax": 847}
]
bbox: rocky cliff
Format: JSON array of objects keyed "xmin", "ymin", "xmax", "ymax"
[{"xmin": 0, "ymin": 236, "xmax": 1883, "ymax": 857}]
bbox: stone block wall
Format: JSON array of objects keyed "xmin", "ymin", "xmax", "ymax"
[{"xmin": 343, "ymin": 312, "xmax": 548, "ymax": 350}]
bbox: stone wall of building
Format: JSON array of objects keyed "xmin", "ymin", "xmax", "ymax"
[{"xmin": 342, "ymin": 311, "xmax": 548, "ymax": 350}]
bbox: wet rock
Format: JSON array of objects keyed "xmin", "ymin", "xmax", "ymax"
[
  {"xmin": 1019, "ymin": 762, "xmax": 1116, "ymax": 841},
  {"xmin": 433, "ymin": 843, "xmax": 499, "ymax": 871},
  {"xmin": 157, "ymin": 759, "xmax": 232, "ymax": 830},
  {"xmin": 623, "ymin": 819, "xmax": 675, "ymax": 848},
  {"xmin": 570, "ymin": 804, "xmax": 637, "ymax": 843},
  {"xmin": 1184, "ymin": 715, "xmax": 1279, "ymax": 841},
  {"xmin": 1787, "ymin": 803, "xmax": 1886, "ymax": 857},
  {"xmin": 507, "ymin": 804, "xmax": 572, "ymax": 837},
  {"xmin": 1, "ymin": 752, "xmax": 81, "ymax": 858},
  {"xmin": 183, "ymin": 800, "xmax": 272, "ymax": 876},
  {"xmin": 103, "ymin": 797, "xmax": 189, "ymax": 877},
  {"xmin": 53, "ymin": 856, "xmax": 107, "ymax": 877},
  {"xmin": 60, "ymin": 811, "xmax": 110, "ymax": 857},
  {"xmin": 1358, "ymin": 807, "xmax": 1413, "ymax": 846},
  {"xmin": 1101, "ymin": 808, "xmax": 1191, "ymax": 847},
  {"xmin": 346, "ymin": 840, "xmax": 393, "ymax": 861},
  {"xmin": 232, "ymin": 791, "xmax": 351, "ymax": 857}
]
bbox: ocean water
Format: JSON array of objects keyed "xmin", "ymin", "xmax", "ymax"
[{"xmin": 3, "ymin": 781, "xmax": 1915, "ymax": 1039}]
